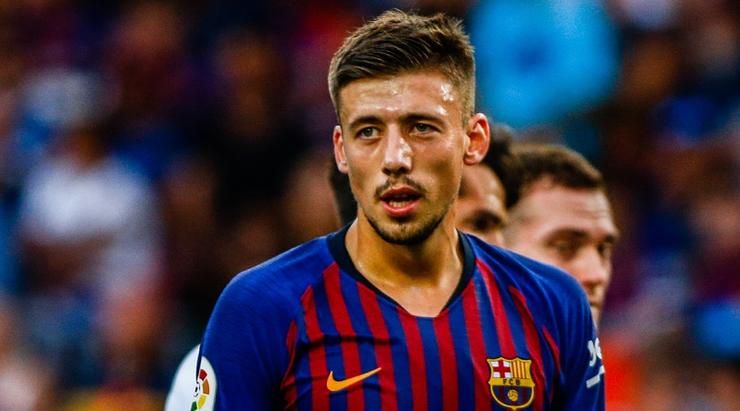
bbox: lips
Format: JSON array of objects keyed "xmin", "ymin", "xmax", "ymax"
[{"xmin": 379, "ymin": 186, "xmax": 422, "ymax": 218}]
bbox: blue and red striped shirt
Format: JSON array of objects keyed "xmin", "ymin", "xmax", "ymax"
[{"xmin": 196, "ymin": 228, "xmax": 605, "ymax": 410}]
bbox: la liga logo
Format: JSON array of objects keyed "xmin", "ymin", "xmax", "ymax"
[{"xmin": 191, "ymin": 357, "xmax": 216, "ymax": 411}]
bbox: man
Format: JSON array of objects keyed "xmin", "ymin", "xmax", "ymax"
[
  {"xmin": 502, "ymin": 144, "xmax": 619, "ymax": 325},
  {"xmin": 196, "ymin": 10, "xmax": 604, "ymax": 410}
]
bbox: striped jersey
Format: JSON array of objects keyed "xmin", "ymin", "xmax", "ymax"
[{"xmin": 195, "ymin": 227, "xmax": 605, "ymax": 410}]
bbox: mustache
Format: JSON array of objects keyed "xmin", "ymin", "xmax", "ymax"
[{"xmin": 374, "ymin": 177, "xmax": 426, "ymax": 200}]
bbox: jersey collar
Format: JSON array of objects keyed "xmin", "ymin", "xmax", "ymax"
[{"xmin": 327, "ymin": 223, "xmax": 476, "ymax": 312}]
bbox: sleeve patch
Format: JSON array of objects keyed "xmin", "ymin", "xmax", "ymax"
[{"xmin": 192, "ymin": 356, "xmax": 217, "ymax": 410}]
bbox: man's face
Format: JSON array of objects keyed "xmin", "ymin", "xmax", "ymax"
[
  {"xmin": 504, "ymin": 180, "xmax": 618, "ymax": 324},
  {"xmin": 333, "ymin": 71, "xmax": 487, "ymax": 245},
  {"xmin": 455, "ymin": 164, "xmax": 507, "ymax": 246}
]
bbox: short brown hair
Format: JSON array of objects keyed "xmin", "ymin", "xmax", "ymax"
[
  {"xmin": 506, "ymin": 144, "xmax": 605, "ymax": 208},
  {"xmin": 328, "ymin": 10, "xmax": 476, "ymax": 119}
]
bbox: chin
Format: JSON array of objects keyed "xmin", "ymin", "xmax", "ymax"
[{"xmin": 368, "ymin": 214, "xmax": 444, "ymax": 246}]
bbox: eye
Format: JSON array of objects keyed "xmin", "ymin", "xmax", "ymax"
[
  {"xmin": 463, "ymin": 213, "xmax": 503, "ymax": 235},
  {"xmin": 357, "ymin": 127, "xmax": 378, "ymax": 139},
  {"xmin": 598, "ymin": 242, "xmax": 614, "ymax": 260},
  {"xmin": 412, "ymin": 123, "xmax": 437, "ymax": 134},
  {"xmin": 473, "ymin": 215, "xmax": 502, "ymax": 232},
  {"xmin": 550, "ymin": 240, "xmax": 579, "ymax": 261}
]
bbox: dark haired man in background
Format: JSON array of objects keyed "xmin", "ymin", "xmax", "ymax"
[{"xmin": 502, "ymin": 144, "xmax": 619, "ymax": 325}]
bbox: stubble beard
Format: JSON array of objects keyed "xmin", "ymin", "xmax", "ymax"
[{"xmin": 363, "ymin": 198, "xmax": 453, "ymax": 246}]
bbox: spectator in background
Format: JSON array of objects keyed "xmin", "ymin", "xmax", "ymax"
[
  {"xmin": 281, "ymin": 150, "xmax": 343, "ymax": 246},
  {"xmin": 200, "ymin": 29, "xmax": 309, "ymax": 205},
  {"xmin": 103, "ymin": 0, "xmax": 196, "ymax": 182},
  {"xmin": 0, "ymin": 296, "xmax": 55, "ymax": 411},
  {"xmin": 469, "ymin": 0, "xmax": 619, "ymax": 129},
  {"xmin": 692, "ymin": 300, "xmax": 740, "ymax": 411},
  {"xmin": 16, "ymin": 71, "xmax": 163, "ymax": 392},
  {"xmin": 0, "ymin": 11, "xmax": 26, "ymax": 294},
  {"xmin": 18, "ymin": 88, "xmax": 162, "ymax": 301},
  {"xmin": 62, "ymin": 287, "xmax": 166, "ymax": 411},
  {"xmin": 502, "ymin": 144, "xmax": 618, "ymax": 325}
]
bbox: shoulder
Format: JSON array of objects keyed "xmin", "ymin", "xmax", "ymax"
[
  {"xmin": 199, "ymin": 236, "xmax": 339, "ymax": 410},
  {"xmin": 465, "ymin": 234, "xmax": 588, "ymax": 318},
  {"xmin": 507, "ymin": 249, "xmax": 586, "ymax": 303},
  {"xmin": 468, "ymin": 235, "xmax": 583, "ymax": 296},
  {"xmin": 215, "ymin": 235, "xmax": 336, "ymax": 317},
  {"xmin": 200, "ymin": 234, "xmax": 337, "ymax": 376}
]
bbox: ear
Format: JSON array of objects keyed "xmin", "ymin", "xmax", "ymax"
[
  {"xmin": 464, "ymin": 113, "xmax": 490, "ymax": 165},
  {"xmin": 333, "ymin": 125, "xmax": 349, "ymax": 173}
]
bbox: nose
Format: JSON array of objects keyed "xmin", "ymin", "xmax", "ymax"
[{"xmin": 382, "ymin": 129, "xmax": 412, "ymax": 176}]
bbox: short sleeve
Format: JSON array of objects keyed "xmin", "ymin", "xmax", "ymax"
[{"xmin": 196, "ymin": 273, "xmax": 297, "ymax": 410}]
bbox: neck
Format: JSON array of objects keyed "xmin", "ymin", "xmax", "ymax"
[{"xmin": 345, "ymin": 213, "xmax": 464, "ymax": 316}]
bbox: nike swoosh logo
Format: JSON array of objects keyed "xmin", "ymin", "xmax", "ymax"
[{"xmin": 326, "ymin": 367, "xmax": 382, "ymax": 392}]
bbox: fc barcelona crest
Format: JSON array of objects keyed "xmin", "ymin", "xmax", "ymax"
[{"xmin": 487, "ymin": 357, "xmax": 535, "ymax": 409}]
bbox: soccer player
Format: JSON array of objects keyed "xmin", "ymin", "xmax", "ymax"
[
  {"xmin": 195, "ymin": 10, "xmax": 604, "ymax": 410},
  {"xmin": 502, "ymin": 144, "xmax": 619, "ymax": 325}
]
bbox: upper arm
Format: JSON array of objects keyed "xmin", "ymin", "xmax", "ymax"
[{"xmin": 197, "ymin": 275, "xmax": 296, "ymax": 411}]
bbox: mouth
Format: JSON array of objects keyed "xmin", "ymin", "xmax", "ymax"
[{"xmin": 379, "ymin": 186, "xmax": 422, "ymax": 218}]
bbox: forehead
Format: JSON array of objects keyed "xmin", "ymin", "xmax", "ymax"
[
  {"xmin": 337, "ymin": 71, "xmax": 461, "ymax": 124},
  {"xmin": 513, "ymin": 182, "xmax": 617, "ymax": 238}
]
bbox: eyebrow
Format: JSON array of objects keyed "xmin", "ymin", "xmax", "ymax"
[
  {"xmin": 403, "ymin": 113, "xmax": 444, "ymax": 125},
  {"xmin": 546, "ymin": 229, "xmax": 619, "ymax": 244},
  {"xmin": 546, "ymin": 229, "xmax": 587, "ymax": 241},
  {"xmin": 347, "ymin": 115, "xmax": 383, "ymax": 131},
  {"xmin": 346, "ymin": 112, "xmax": 444, "ymax": 132},
  {"xmin": 464, "ymin": 210, "xmax": 506, "ymax": 227}
]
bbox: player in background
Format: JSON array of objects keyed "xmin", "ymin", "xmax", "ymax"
[
  {"xmin": 502, "ymin": 144, "xmax": 619, "ymax": 325},
  {"xmin": 453, "ymin": 123, "xmax": 517, "ymax": 246},
  {"xmin": 193, "ymin": 10, "xmax": 604, "ymax": 410}
]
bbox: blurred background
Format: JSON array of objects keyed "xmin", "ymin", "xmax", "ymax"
[{"xmin": 0, "ymin": 0, "xmax": 737, "ymax": 410}]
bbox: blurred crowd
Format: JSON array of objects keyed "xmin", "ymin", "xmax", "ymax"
[{"xmin": 0, "ymin": 0, "xmax": 737, "ymax": 410}]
